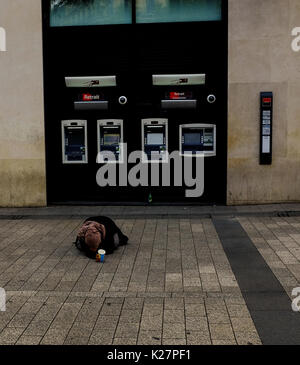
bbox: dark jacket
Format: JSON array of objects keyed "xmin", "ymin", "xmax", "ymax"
[{"xmin": 75, "ymin": 216, "xmax": 128, "ymax": 258}]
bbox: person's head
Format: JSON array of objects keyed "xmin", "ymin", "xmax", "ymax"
[
  {"xmin": 76, "ymin": 221, "xmax": 104, "ymax": 255},
  {"xmin": 84, "ymin": 227, "xmax": 102, "ymax": 252}
]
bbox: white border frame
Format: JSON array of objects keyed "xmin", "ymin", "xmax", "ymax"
[
  {"xmin": 61, "ymin": 120, "xmax": 88, "ymax": 164},
  {"xmin": 97, "ymin": 119, "xmax": 124, "ymax": 164},
  {"xmin": 142, "ymin": 118, "xmax": 168, "ymax": 163},
  {"xmin": 179, "ymin": 123, "xmax": 216, "ymax": 157}
]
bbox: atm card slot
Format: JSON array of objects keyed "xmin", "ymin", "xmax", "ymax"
[
  {"xmin": 74, "ymin": 101, "xmax": 109, "ymax": 110},
  {"xmin": 161, "ymin": 100, "xmax": 197, "ymax": 109}
]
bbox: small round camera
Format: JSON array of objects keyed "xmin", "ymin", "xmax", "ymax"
[
  {"xmin": 118, "ymin": 96, "xmax": 127, "ymax": 105},
  {"xmin": 207, "ymin": 94, "xmax": 216, "ymax": 104}
]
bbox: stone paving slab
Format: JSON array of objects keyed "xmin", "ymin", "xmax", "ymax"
[{"xmin": 1, "ymin": 214, "xmax": 299, "ymax": 345}]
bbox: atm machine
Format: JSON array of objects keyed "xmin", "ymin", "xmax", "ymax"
[
  {"xmin": 179, "ymin": 124, "xmax": 216, "ymax": 157},
  {"xmin": 142, "ymin": 118, "xmax": 168, "ymax": 162},
  {"xmin": 61, "ymin": 120, "xmax": 88, "ymax": 164},
  {"xmin": 97, "ymin": 119, "xmax": 123, "ymax": 163}
]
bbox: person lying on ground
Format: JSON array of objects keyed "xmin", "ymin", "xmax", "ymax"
[{"xmin": 74, "ymin": 216, "xmax": 128, "ymax": 258}]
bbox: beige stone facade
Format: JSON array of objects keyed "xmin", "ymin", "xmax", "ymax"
[
  {"xmin": 228, "ymin": 0, "xmax": 300, "ymax": 204},
  {"xmin": 0, "ymin": 0, "xmax": 46, "ymax": 207},
  {"xmin": 0, "ymin": 0, "xmax": 300, "ymax": 206}
]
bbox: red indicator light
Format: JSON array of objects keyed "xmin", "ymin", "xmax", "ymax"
[{"xmin": 263, "ymin": 97, "xmax": 272, "ymax": 104}]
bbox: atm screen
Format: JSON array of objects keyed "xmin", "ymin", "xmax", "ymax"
[
  {"xmin": 184, "ymin": 132, "xmax": 202, "ymax": 146},
  {"xmin": 103, "ymin": 133, "xmax": 120, "ymax": 145},
  {"xmin": 181, "ymin": 126, "xmax": 215, "ymax": 155},
  {"xmin": 147, "ymin": 133, "xmax": 164, "ymax": 146},
  {"xmin": 64, "ymin": 126, "xmax": 86, "ymax": 161},
  {"xmin": 99, "ymin": 124, "xmax": 122, "ymax": 161},
  {"xmin": 143, "ymin": 121, "xmax": 167, "ymax": 161},
  {"xmin": 65, "ymin": 127, "xmax": 84, "ymax": 146}
]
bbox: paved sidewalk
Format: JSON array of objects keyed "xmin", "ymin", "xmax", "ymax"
[
  {"xmin": 1, "ymin": 202, "xmax": 300, "ymax": 218},
  {"xmin": 0, "ymin": 206, "xmax": 299, "ymax": 345}
]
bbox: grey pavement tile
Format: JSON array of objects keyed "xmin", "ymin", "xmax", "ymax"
[
  {"xmin": 100, "ymin": 302, "xmax": 123, "ymax": 316},
  {"xmin": 68, "ymin": 322, "xmax": 94, "ymax": 338},
  {"xmin": 230, "ymin": 317, "xmax": 257, "ymax": 333},
  {"xmin": 212, "ymin": 339, "xmax": 237, "ymax": 345},
  {"xmin": 164, "ymin": 298, "xmax": 184, "ymax": 310},
  {"xmin": 89, "ymin": 333, "xmax": 114, "ymax": 345},
  {"xmin": 114, "ymin": 322, "xmax": 140, "ymax": 338},
  {"xmin": 163, "ymin": 310, "xmax": 185, "ymax": 323},
  {"xmin": 16, "ymin": 335, "xmax": 42, "ymax": 345},
  {"xmin": 186, "ymin": 331, "xmax": 211, "ymax": 345},
  {"xmin": 163, "ymin": 323, "xmax": 185, "ymax": 339},
  {"xmin": 7, "ymin": 313, "xmax": 35, "ymax": 328},
  {"xmin": 94, "ymin": 315, "xmax": 119, "ymax": 330},
  {"xmin": 23, "ymin": 320, "xmax": 52, "ymax": 336},
  {"xmin": 235, "ymin": 331, "xmax": 262, "ymax": 345},
  {"xmin": 118, "ymin": 309, "xmax": 142, "ymax": 323},
  {"xmin": 18, "ymin": 301, "xmax": 44, "ymax": 315},
  {"xmin": 184, "ymin": 303, "xmax": 206, "ymax": 317},
  {"xmin": 113, "ymin": 337, "xmax": 137, "ymax": 345},
  {"xmin": 40, "ymin": 329, "xmax": 69, "ymax": 345},
  {"xmin": 185, "ymin": 317, "xmax": 208, "ymax": 332},
  {"xmin": 137, "ymin": 330, "xmax": 162, "ymax": 345},
  {"xmin": 207, "ymin": 311, "xmax": 231, "ymax": 324},
  {"xmin": 64, "ymin": 336, "xmax": 90, "ymax": 345},
  {"xmin": 0, "ymin": 327, "xmax": 25, "ymax": 345},
  {"xmin": 209, "ymin": 323, "xmax": 235, "ymax": 341},
  {"xmin": 140, "ymin": 317, "xmax": 163, "ymax": 331},
  {"xmin": 162, "ymin": 338, "xmax": 187, "ymax": 345},
  {"xmin": 226, "ymin": 304, "xmax": 252, "ymax": 318}
]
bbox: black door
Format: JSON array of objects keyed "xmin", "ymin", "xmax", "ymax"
[{"xmin": 43, "ymin": 0, "xmax": 228, "ymax": 204}]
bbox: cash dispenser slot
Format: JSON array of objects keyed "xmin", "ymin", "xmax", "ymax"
[
  {"xmin": 74, "ymin": 100, "xmax": 109, "ymax": 111},
  {"xmin": 161, "ymin": 99, "xmax": 197, "ymax": 109},
  {"xmin": 97, "ymin": 119, "xmax": 123, "ymax": 163},
  {"xmin": 153, "ymin": 74, "xmax": 204, "ymax": 110},
  {"xmin": 180, "ymin": 124, "xmax": 216, "ymax": 157},
  {"xmin": 65, "ymin": 76, "xmax": 116, "ymax": 110},
  {"xmin": 61, "ymin": 120, "xmax": 88, "ymax": 164}
]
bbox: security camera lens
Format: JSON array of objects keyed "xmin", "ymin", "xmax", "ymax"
[{"xmin": 208, "ymin": 95, "xmax": 216, "ymax": 103}]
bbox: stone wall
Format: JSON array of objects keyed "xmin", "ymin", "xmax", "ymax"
[
  {"xmin": 0, "ymin": 0, "xmax": 46, "ymax": 206},
  {"xmin": 227, "ymin": 0, "xmax": 300, "ymax": 204}
]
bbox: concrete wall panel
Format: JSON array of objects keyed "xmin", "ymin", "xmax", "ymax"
[{"xmin": 0, "ymin": 0, "xmax": 46, "ymax": 207}]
